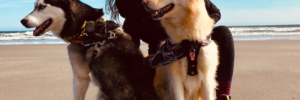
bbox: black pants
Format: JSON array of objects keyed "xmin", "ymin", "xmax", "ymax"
[
  {"xmin": 212, "ymin": 26, "xmax": 234, "ymax": 98},
  {"xmin": 212, "ymin": 26, "xmax": 235, "ymax": 81}
]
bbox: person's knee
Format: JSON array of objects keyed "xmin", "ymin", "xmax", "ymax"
[
  {"xmin": 212, "ymin": 26, "xmax": 233, "ymax": 40},
  {"xmin": 213, "ymin": 26, "xmax": 231, "ymax": 36},
  {"xmin": 214, "ymin": 26, "xmax": 229, "ymax": 31}
]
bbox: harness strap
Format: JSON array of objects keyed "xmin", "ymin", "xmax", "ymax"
[
  {"xmin": 187, "ymin": 36, "xmax": 212, "ymax": 76},
  {"xmin": 145, "ymin": 54, "xmax": 155, "ymax": 59},
  {"xmin": 70, "ymin": 40, "xmax": 84, "ymax": 43},
  {"xmin": 67, "ymin": 18, "xmax": 108, "ymax": 46},
  {"xmin": 150, "ymin": 36, "xmax": 212, "ymax": 73},
  {"xmin": 187, "ymin": 41, "xmax": 201, "ymax": 76}
]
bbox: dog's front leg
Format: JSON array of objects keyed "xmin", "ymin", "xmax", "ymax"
[
  {"xmin": 200, "ymin": 71, "xmax": 217, "ymax": 100},
  {"xmin": 200, "ymin": 43, "xmax": 219, "ymax": 100},
  {"xmin": 71, "ymin": 63, "xmax": 91, "ymax": 100},
  {"xmin": 199, "ymin": 62, "xmax": 218, "ymax": 100},
  {"xmin": 68, "ymin": 44, "xmax": 93, "ymax": 100},
  {"xmin": 165, "ymin": 64, "xmax": 185, "ymax": 100}
]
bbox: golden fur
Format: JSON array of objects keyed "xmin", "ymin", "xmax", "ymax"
[{"xmin": 146, "ymin": 0, "xmax": 219, "ymax": 100}]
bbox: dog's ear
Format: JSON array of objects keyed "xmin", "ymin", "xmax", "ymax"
[
  {"xmin": 60, "ymin": 0, "xmax": 69, "ymax": 4},
  {"xmin": 97, "ymin": 9, "xmax": 104, "ymax": 17}
]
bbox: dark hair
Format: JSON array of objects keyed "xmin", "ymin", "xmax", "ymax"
[{"xmin": 105, "ymin": 0, "xmax": 119, "ymax": 23}]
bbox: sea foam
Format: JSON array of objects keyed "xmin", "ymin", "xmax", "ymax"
[{"xmin": 1, "ymin": 25, "xmax": 300, "ymax": 45}]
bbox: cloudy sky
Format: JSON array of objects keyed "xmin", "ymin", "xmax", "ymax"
[{"xmin": 0, "ymin": 0, "xmax": 299, "ymax": 31}]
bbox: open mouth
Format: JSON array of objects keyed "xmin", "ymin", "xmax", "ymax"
[
  {"xmin": 33, "ymin": 19, "xmax": 52, "ymax": 36},
  {"xmin": 151, "ymin": 4, "xmax": 174, "ymax": 19}
]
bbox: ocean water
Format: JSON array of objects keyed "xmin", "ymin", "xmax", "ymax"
[
  {"xmin": 0, "ymin": 31, "xmax": 65, "ymax": 45},
  {"xmin": 228, "ymin": 25, "xmax": 300, "ymax": 41},
  {"xmin": 1, "ymin": 25, "xmax": 300, "ymax": 45}
]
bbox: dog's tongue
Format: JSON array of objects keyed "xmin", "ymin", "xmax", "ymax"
[{"xmin": 33, "ymin": 23, "xmax": 45, "ymax": 36}]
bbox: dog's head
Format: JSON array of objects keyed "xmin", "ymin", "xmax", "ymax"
[
  {"xmin": 20, "ymin": 0, "xmax": 68, "ymax": 37},
  {"xmin": 21, "ymin": 0, "xmax": 104, "ymax": 40},
  {"xmin": 142, "ymin": 0, "xmax": 206, "ymax": 20}
]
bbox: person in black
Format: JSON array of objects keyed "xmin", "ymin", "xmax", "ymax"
[{"xmin": 106, "ymin": 0, "xmax": 234, "ymax": 99}]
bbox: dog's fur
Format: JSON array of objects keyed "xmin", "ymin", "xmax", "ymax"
[
  {"xmin": 21, "ymin": 0, "xmax": 159, "ymax": 100},
  {"xmin": 144, "ymin": 0, "xmax": 219, "ymax": 100}
]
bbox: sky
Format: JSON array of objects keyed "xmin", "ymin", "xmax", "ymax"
[{"xmin": 0, "ymin": 0, "xmax": 299, "ymax": 31}]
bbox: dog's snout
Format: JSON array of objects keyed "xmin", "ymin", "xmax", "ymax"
[
  {"xmin": 142, "ymin": 0, "xmax": 152, "ymax": 12},
  {"xmin": 142, "ymin": 0, "xmax": 149, "ymax": 5},
  {"xmin": 21, "ymin": 19, "xmax": 28, "ymax": 26}
]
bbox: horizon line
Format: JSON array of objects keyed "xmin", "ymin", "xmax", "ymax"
[{"xmin": 1, "ymin": 24, "xmax": 300, "ymax": 31}]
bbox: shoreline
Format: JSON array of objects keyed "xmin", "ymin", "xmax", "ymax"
[{"xmin": 1, "ymin": 39, "xmax": 300, "ymax": 45}]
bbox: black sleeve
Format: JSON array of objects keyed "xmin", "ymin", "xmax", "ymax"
[
  {"xmin": 205, "ymin": 0, "xmax": 221, "ymax": 23},
  {"xmin": 115, "ymin": 0, "xmax": 150, "ymax": 19}
]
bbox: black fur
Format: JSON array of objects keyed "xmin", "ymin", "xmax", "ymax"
[
  {"xmin": 44, "ymin": 0, "xmax": 159, "ymax": 99},
  {"xmin": 89, "ymin": 21, "xmax": 160, "ymax": 100},
  {"xmin": 44, "ymin": 0, "xmax": 104, "ymax": 40},
  {"xmin": 90, "ymin": 27, "xmax": 159, "ymax": 100}
]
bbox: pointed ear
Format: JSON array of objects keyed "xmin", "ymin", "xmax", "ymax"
[
  {"xmin": 60, "ymin": 0, "xmax": 69, "ymax": 5},
  {"xmin": 98, "ymin": 9, "xmax": 104, "ymax": 17}
]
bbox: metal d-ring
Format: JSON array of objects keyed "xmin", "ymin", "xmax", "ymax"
[{"xmin": 108, "ymin": 31, "xmax": 116, "ymax": 39}]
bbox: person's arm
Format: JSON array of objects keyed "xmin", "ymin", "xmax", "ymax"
[
  {"xmin": 115, "ymin": 0, "xmax": 150, "ymax": 19},
  {"xmin": 205, "ymin": 0, "xmax": 221, "ymax": 23}
]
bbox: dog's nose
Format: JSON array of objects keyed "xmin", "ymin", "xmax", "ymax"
[
  {"xmin": 21, "ymin": 19, "xmax": 28, "ymax": 26},
  {"xmin": 142, "ymin": 0, "xmax": 148, "ymax": 5},
  {"xmin": 142, "ymin": 0, "xmax": 152, "ymax": 11}
]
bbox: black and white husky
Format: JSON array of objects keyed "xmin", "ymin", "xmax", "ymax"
[{"xmin": 21, "ymin": 0, "xmax": 159, "ymax": 100}]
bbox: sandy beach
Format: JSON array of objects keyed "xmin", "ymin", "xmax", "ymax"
[{"xmin": 0, "ymin": 40, "xmax": 299, "ymax": 100}]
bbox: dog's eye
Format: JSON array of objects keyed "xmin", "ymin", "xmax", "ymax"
[{"xmin": 39, "ymin": 5, "xmax": 46, "ymax": 9}]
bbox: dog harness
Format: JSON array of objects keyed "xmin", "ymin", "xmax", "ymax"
[
  {"xmin": 67, "ymin": 18, "xmax": 121, "ymax": 47},
  {"xmin": 150, "ymin": 37, "xmax": 212, "ymax": 76}
]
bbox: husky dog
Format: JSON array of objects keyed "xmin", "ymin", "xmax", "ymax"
[
  {"xmin": 143, "ymin": 0, "xmax": 219, "ymax": 100},
  {"xmin": 21, "ymin": 0, "xmax": 159, "ymax": 100}
]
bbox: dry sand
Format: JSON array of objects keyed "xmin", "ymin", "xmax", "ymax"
[{"xmin": 0, "ymin": 40, "xmax": 299, "ymax": 100}]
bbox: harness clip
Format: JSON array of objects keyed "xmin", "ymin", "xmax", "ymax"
[
  {"xmin": 189, "ymin": 49, "xmax": 196, "ymax": 61},
  {"xmin": 108, "ymin": 31, "xmax": 116, "ymax": 39}
]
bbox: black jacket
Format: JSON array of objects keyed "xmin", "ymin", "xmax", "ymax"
[{"xmin": 116, "ymin": 0, "xmax": 221, "ymax": 54}]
